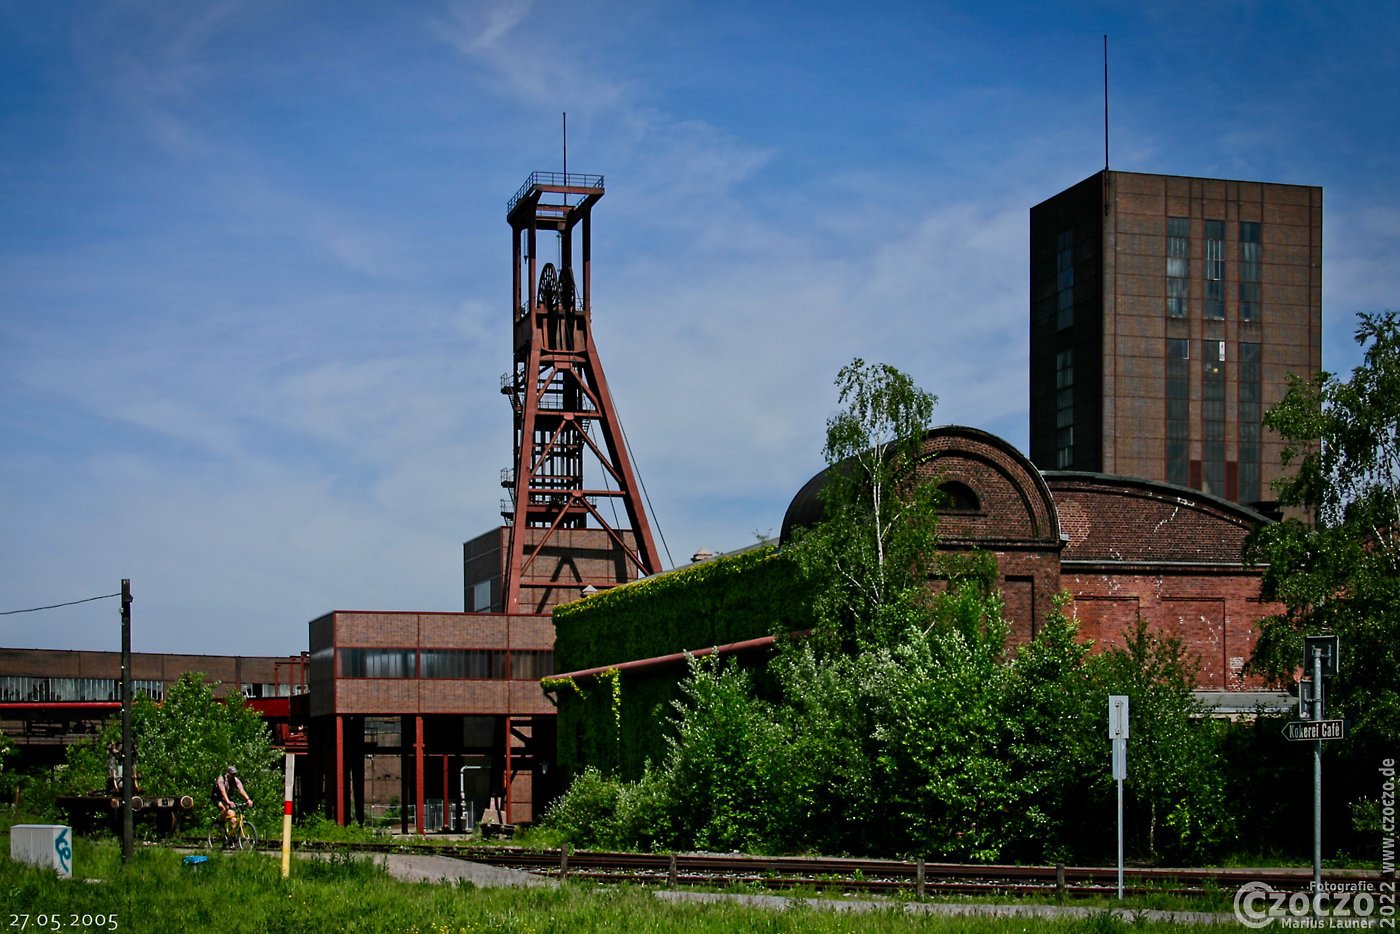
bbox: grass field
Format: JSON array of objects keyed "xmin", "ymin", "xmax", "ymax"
[{"xmin": 0, "ymin": 838, "xmax": 1235, "ymax": 934}]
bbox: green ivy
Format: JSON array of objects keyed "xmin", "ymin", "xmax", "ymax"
[
  {"xmin": 551, "ymin": 544, "xmax": 812, "ymax": 673},
  {"xmin": 551, "ymin": 545, "xmax": 813, "ymax": 780}
]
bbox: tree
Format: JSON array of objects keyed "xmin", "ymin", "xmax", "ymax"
[
  {"xmin": 997, "ymin": 598, "xmax": 1102, "ymax": 862},
  {"xmin": 63, "ymin": 672, "xmax": 280, "ymax": 829},
  {"xmin": 0, "ymin": 729, "xmax": 15, "ymax": 801},
  {"xmin": 866, "ymin": 582, "xmax": 1017, "ymax": 861},
  {"xmin": 790, "ymin": 358, "xmax": 940, "ymax": 649},
  {"xmin": 1245, "ymin": 310, "xmax": 1400, "ymax": 848},
  {"xmin": 1089, "ymin": 618, "xmax": 1235, "ymax": 863}
]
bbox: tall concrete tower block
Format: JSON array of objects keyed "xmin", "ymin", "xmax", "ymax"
[{"xmin": 1029, "ymin": 170, "xmax": 1321, "ymax": 508}]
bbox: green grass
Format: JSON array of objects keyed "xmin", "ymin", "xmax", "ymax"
[{"xmin": 0, "ymin": 839, "xmax": 1232, "ymax": 934}]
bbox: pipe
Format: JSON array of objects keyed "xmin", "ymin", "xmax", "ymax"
[
  {"xmin": 544, "ymin": 631, "xmax": 806, "ymax": 687},
  {"xmin": 459, "ymin": 766, "xmax": 469, "ymax": 831}
]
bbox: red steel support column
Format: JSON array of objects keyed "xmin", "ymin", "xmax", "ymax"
[
  {"xmin": 399, "ymin": 715, "xmax": 410, "ymax": 835},
  {"xmin": 414, "ymin": 715, "xmax": 425, "ymax": 835},
  {"xmin": 334, "ymin": 716, "xmax": 345, "ymax": 827}
]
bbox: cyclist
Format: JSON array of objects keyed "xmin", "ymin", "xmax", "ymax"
[{"xmin": 212, "ymin": 765, "xmax": 252, "ymax": 824}]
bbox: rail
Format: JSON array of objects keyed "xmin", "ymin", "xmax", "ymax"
[{"xmin": 191, "ymin": 839, "xmax": 1379, "ymax": 901}]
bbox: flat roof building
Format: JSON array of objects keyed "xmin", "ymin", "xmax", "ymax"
[{"xmin": 1029, "ymin": 170, "xmax": 1322, "ymax": 507}]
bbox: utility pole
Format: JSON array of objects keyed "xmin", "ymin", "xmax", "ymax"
[
  {"xmin": 1292, "ymin": 634, "xmax": 1339, "ymax": 892},
  {"xmin": 120, "ymin": 579, "xmax": 133, "ymax": 863}
]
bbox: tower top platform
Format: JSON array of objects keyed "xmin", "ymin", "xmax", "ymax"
[{"xmin": 508, "ymin": 171, "xmax": 605, "ymax": 213}]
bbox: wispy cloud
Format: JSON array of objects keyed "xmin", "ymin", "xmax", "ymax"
[
  {"xmin": 73, "ymin": 1, "xmax": 255, "ymax": 153},
  {"xmin": 433, "ymin": 0, "xmax": 628, "ymax": 113},
  {"xmin": 2, "ymin": 1, "xmax": 1397, "ymax": 653}
]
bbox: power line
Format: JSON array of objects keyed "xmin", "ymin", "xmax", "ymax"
[
  {"xmin": 617, "ymin": 413, "xmax": 673, "ymax": 570},
  {"xmin": 0, "ymin": 592, "xmax": 122, "ymax": 616}
]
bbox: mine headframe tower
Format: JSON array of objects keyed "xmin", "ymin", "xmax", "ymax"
[{"xmin": 500, "ymin": 172, "xmax": 661, "ymax": 613}]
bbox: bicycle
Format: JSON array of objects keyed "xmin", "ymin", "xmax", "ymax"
[{"xmin": 207, "ymin": 803, "xmax": 258, "ymax": 850}]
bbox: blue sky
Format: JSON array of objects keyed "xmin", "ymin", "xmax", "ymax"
[{"xmin": 2, "ymin": 1, "xmax": 1397, "ymax": 655}]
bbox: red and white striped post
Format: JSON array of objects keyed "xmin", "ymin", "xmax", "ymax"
[{"xmin": 280, "ymin": 751, "xmax": 295, "ymax": 878}]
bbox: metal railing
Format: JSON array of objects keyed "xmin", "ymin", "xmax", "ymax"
[{"xmin": 508, "ymin": 171, "xmax": 605, "ymax": 211}]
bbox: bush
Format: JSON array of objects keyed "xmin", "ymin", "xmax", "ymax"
[
  {"xmin": 60, "ymin": 672, "xmax": 281, "ymax": 830},
  {"xmin": 1088, "ymin": 617, "xmax": 1237, "ymax": 863},
  {"xmin": 543, "ymin": 587, "xmax": 1251, "ymax": 864}
]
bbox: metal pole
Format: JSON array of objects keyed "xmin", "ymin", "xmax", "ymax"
[
  {"xmin": 1313, "ymin": 646, "xmax": 1324, "ymax": 892},
  {"xmin": 1103, "ymin": 35, "xmax": 1110, "ymax": 171},
  {"xmin": 1117, "ymin": 773, "xmax": 1124, "ymax": 900},
  {"xmin": 281, "ymin": 751, "xmax": 296, "ymax": 878},
  {"xmin": 120, "ymin": 579, "xmax": 133, "ymax": 863}
]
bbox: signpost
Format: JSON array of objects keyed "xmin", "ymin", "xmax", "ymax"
[
  {"xmin": 1108, "ymin": 695, "xmax": 1129, "ymax": 901},
  {"xmin": 281, "ymin": 752, "xmax": 296, "ymax": 878},
  {"xmin": 1282, "ymin": 719, "xmax": 1346, "ymax": 742},
  {"xmin": 1288, "ymin": 635, "xmax": 1340, "ymax": 892}
]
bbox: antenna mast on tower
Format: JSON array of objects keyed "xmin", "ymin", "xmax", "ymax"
[{"xmin": 1103, "ymin": 34, "xmax": 1110, "ymax": 172}]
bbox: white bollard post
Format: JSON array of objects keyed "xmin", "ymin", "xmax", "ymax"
[{"xmin": 281, "ymin": 751, "xmax": 296, "ymax": 878}]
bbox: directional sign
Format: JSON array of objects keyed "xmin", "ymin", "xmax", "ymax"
[{"xmin": 1282, "ymin": 719, "xmax": 1346, "ymax": 742}]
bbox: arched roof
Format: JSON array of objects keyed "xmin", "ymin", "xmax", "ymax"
[
  {"xmin": 780, "ymin": 426, "xmax": 1061, "ymax": 548},
  {"xmin": 1044, "ymin": 471, "xmax": 1271, "ymax": 564}
]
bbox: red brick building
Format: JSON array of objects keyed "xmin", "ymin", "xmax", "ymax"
[
  {"xmin": 782, "ymin": 426, "xmax": 1279, "ymax": 686},
  {"xmin": 0, "ymin": 648, "xmax": 306, "ymax": 768},
  {"xmin": 304, "ymin": 610, "xmax": 557, "ymax": 830},
  {"xmin": 1049, "ymin": 471, "xmax": 1275, "ymax": 689}
]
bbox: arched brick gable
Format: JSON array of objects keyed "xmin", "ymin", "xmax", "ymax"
[
  {"xmin": 781, "ymin": 427, "xmax": 1064, "ymax": 639},
  {"xmin": 778, "ymin": 431, "xmax": 1280, "ymax": 691},
  {"xmin": 1045, "ymin": 472, "xmax": 1264, "ymax": 564}
]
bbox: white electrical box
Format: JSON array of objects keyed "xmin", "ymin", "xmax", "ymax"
[{"xmin": 10, "ymin": 824, "xmax": 73, "ymax": 878}]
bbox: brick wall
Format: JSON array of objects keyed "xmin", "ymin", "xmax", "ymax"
[
  {"xmin": 915, "ymin": 428, "xmax": 1065, "ymax": 634},
  {"xmin": 1061, "ymin": 567, "xmax": 1279, "ymax": 690},
  {"xmin": 1047, "ymin": 473, "xmax": 1258, "ymax": 564},
  {"xmin": 310, "ymin": 611, "xmax": 556, "ymax": 716},
  {"xmin": 1044, "ymin": 472, "xmax": 1280, "ymax": 690}
]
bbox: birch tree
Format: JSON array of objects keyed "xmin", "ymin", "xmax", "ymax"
[{"xmin": 791, "ymin": 358, "xmax": 940, "ymax": 649}]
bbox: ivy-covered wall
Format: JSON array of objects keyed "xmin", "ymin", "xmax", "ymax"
[
  {"xmin": 548, "ymin": 544, "xmax": 813, "ymax": 779},
  {"xmin": 551, "ymin": 544, "xmax": 811, "ymax": 672},
  {"xmin": 548, "ymin": 668, "xmax": 684, "ymax": 781}
]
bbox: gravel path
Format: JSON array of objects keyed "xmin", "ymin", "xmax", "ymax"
[{"xmin": 379, "ymin": 852, "xmax": 552, "ymax": 888}]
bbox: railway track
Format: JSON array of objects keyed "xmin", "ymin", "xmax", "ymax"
[{"xmin": 207, "ymin": 838, "xmax": 1378, "ymax": 900}]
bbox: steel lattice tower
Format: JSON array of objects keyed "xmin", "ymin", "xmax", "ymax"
[{"xmin": 499, "ymin": 172, "xmax": 660, "ymax": 613}]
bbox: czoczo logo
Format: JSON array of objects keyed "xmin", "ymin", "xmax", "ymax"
[{"xmin": 1234, "ymin": 879, "xmax": 1382, "ymax": 928}]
